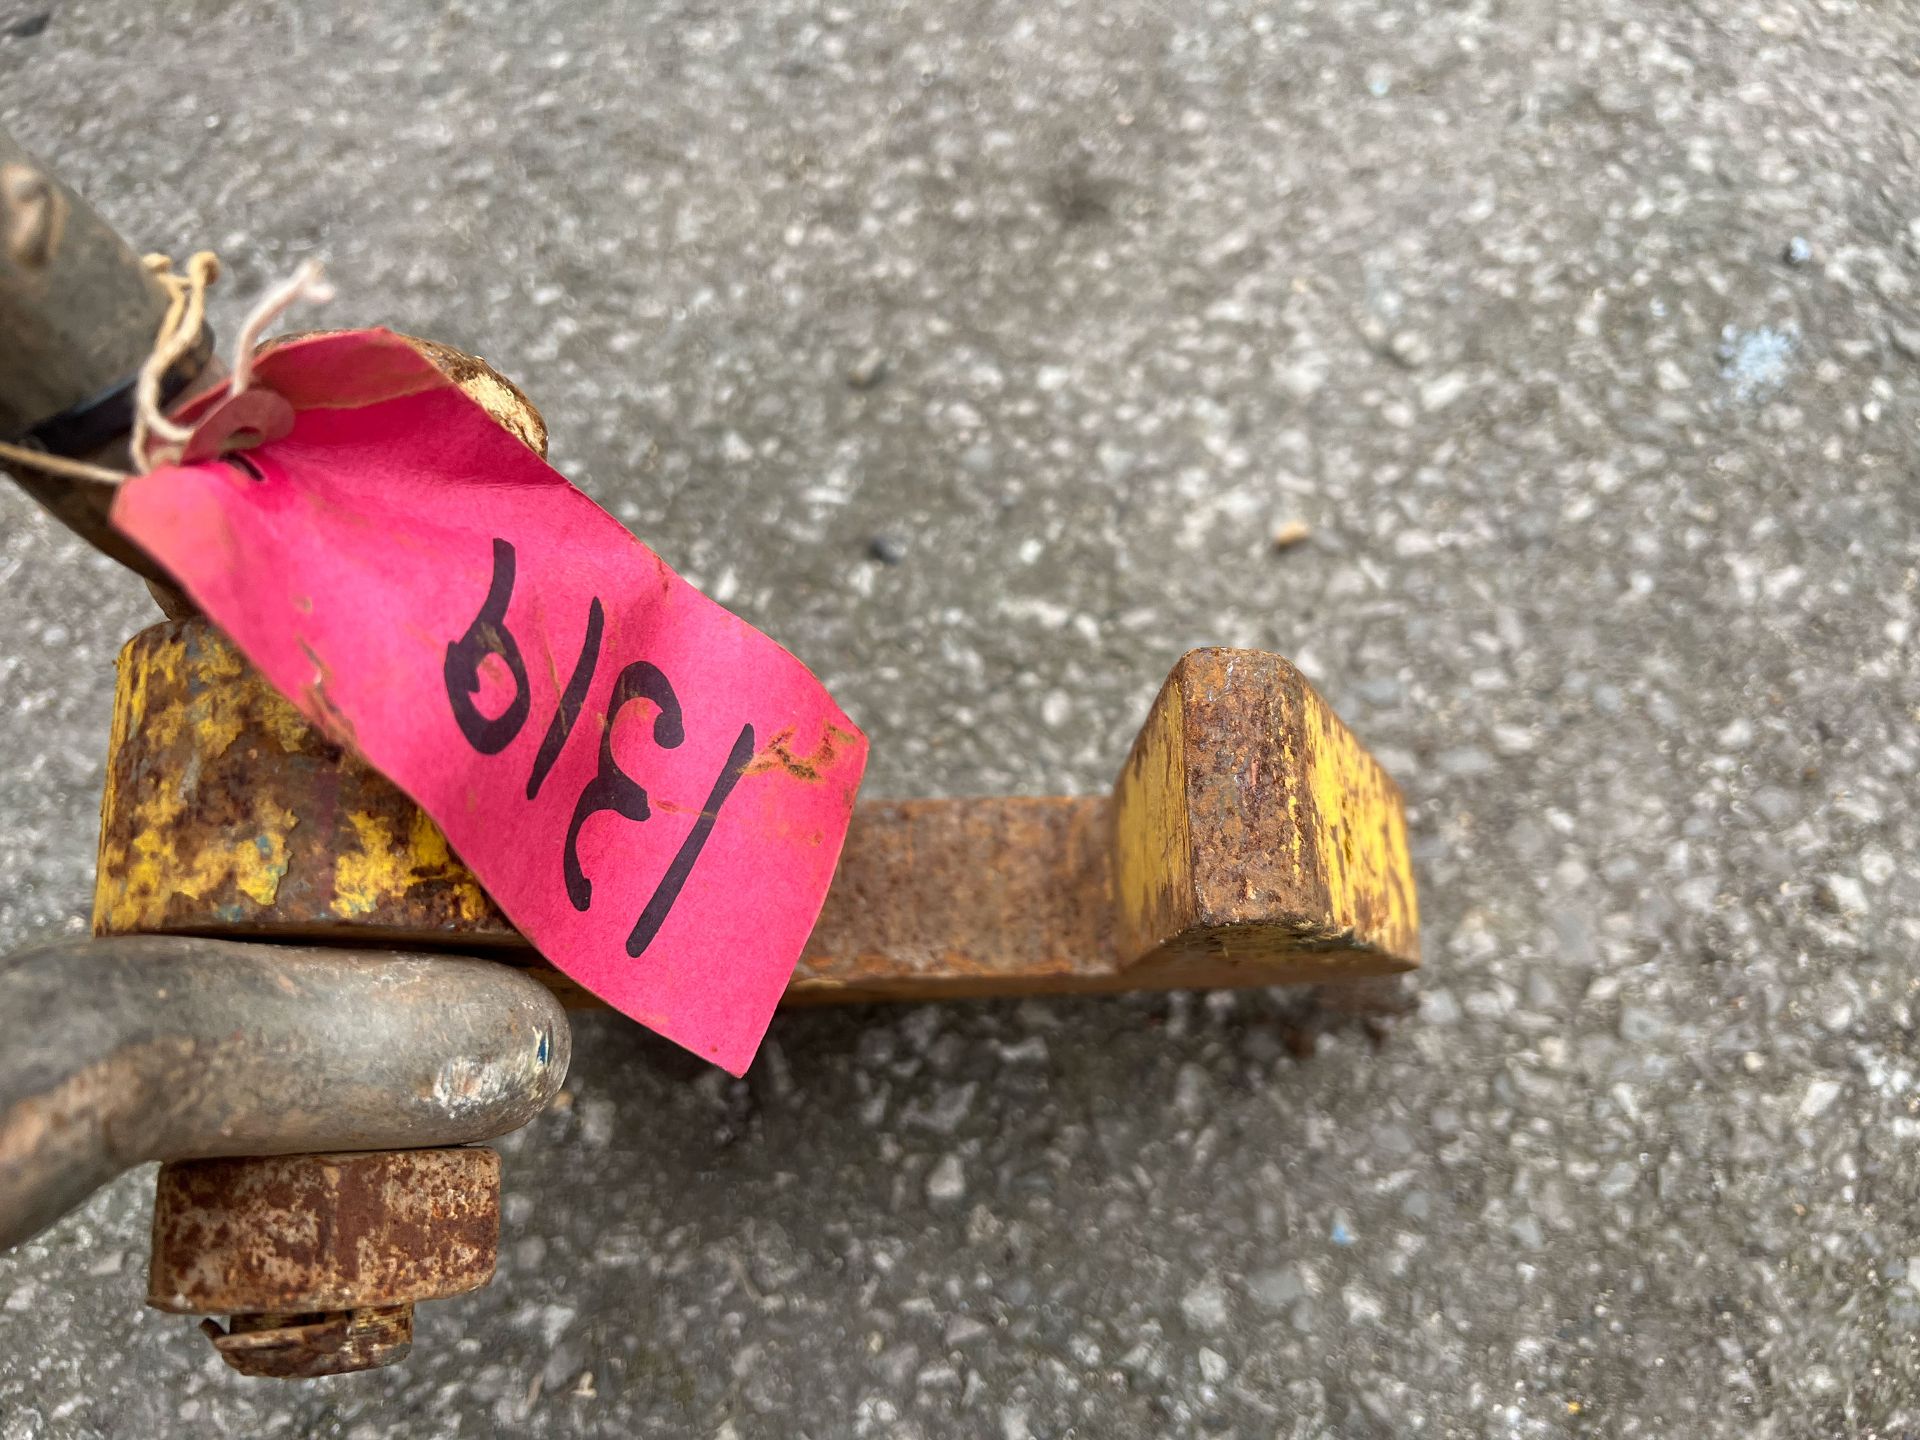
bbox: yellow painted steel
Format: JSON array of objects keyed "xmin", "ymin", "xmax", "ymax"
[
  {"xmin": 94, "ymin": 628, "xmax": 308, "ymax": 933},
  {"xmin": 1301, "ymin": 683, "xmax": 1419, "ymax": 963},
  {"xmin": 1108, "ymin": 649, "xmax": 1419, "ymax": 973},
  {"xmin": 93, "ymin": 622, "xmax": 497, "ymax": 941},
  {"xmin": 1109, "ymin": 674, "xmax": 1191, "ymax": 966},
  {"xmin": 331, "ymin": 809, "xmax": 490, "ymax": 925}
]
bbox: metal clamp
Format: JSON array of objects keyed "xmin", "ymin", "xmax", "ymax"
[{"xmin": 0, "ymin": 936, "xmax": 569, "ymax": 1250}]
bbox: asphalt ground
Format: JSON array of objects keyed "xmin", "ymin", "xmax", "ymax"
[{"xmin": 3, "ymin": 1, "xmax": 1920, "ymax": 1435}]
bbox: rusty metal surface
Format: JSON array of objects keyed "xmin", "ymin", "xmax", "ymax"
[
  {"xmin": 797, "ymin": 793, "xmax": 1411, "ymax": 1001},
  {"xmin": 95, "ymin": 620, "xmax": 1420, "ymax": 1002},
  {"xmin": 0, "ymin": 936, "xmax": 567, "ymax": 1249},
  {"xmin": 148, "ymin": 1148, "xmax": 501, "ymax": 1315},
  {"xmin": 201, "ymin": 1304, "xmax": 414, "ymax": 1380},
  {"xmin": 791, "ymin": 795, "xmax": 1114, "ymax": 1001},
  {"xmin": 95, "ymin": 619, "xmax": 508, "ymax": 944},
  {"xmin": 261, "ymin": 329, "xmax": 550, "ymax": 459},
  {"xmin": 1112, "ymin": 648, "xmax": 1419, "ymax": 973},
  {"xmin": 151, "ymin": 1148, "xmax": 499, "ymax": 1379},
  {"xmin": 390, "ymin": 333, "xmax": 548, "ymax": 457}
]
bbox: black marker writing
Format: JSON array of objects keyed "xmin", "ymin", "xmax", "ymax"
[
  {"xmin": 564, "ymin": 661, "xmax": 682, "ymax": 913},
  {"xmin": 628, "ymin": 723, "xmax": 755, "ymax": 956},
  {"xmin": 447, "ymin": 537, "xmax": 756, "ymax": 951},
  {"xmin": 526, "ymin": 597, "xmax": 604, "ymax": 800},
  {"xmin": 443, "ymin": 538, "xmax": 530, "ymax": 754}
]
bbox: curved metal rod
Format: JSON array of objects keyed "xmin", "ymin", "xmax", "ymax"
[{"xmin": 0, "ymin": 936, "xmax": 571, "ymax": 1249}]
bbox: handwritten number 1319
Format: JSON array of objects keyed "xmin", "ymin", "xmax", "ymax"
[{"xmin": 442, "ymin": 538, "xmax": 754, "ymax": 957}]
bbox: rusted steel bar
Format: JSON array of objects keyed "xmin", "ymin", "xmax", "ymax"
[
  {"xmin": 150, "ymin": 1148, "xmax": 501, "ymax": 1378},
  {"xmin": 0, "ymin": 936, "xmax": 568, "ymax": 1250},
  {"xmin": 92, "ymin": 626, "xmax": 1419, "ymax": 1002}
]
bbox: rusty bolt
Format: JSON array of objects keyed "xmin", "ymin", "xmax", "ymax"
[
  {"xmin": 198, "ymin": 1304, "xmax": 416, "ymax": 1380},
  {"xmin": 148, "ymin": 1148, "xmax": 501, "ymax": 1378}
]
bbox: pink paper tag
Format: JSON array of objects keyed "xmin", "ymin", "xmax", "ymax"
[{"xmin": 112, "ymin": 329, "xmax": 868, "ymax": 1074}]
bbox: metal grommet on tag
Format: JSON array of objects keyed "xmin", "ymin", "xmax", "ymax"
[{"xmin": 178, "ymin": 386, "xmax": 296, "ymax": 466}]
